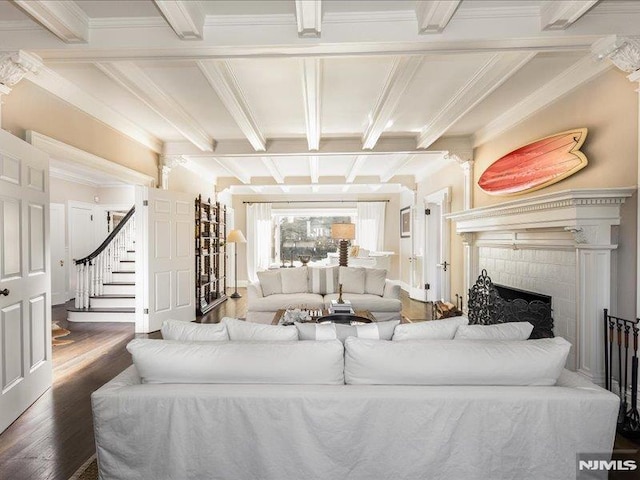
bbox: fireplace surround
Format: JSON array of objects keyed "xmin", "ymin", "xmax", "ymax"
[{"xmin": 448, "ymin": 187, "xmax": 635, "ymax": 385}]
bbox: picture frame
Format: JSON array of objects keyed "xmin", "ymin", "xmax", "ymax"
[{"xmin": 400, "ymin": 206, "xmax": 411, "ymax": 238}]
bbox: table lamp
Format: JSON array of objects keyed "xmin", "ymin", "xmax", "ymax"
[{"xmin": 331, "ymin": 223, "xmax": 355, "ymax": 267}]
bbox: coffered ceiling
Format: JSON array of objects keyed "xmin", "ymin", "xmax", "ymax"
[{"xmin": 1, "ymin": 0, "xmax": 637, "ymax": 189}]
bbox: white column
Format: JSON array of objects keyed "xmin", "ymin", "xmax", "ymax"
[{"xmin": 459, "ymin": 160, "xmax": 474, "ymax": 211}]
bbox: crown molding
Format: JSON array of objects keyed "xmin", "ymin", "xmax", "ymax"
[
  {"xmin": 89, "ymin": 17, "xmax": 167, "ymax": 30},
  {"xmin": 13, "ymin": 0, "xmax": 88, "ymax": 43},
  {"xmin": 473, "ymin": 53, "xmax": 612, "ymax": 147},
  {"xmin": 417, "ymin": 51, "xmax": 535, "ymax": 149}
]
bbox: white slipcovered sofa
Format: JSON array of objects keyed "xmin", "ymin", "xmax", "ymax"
[
  {"xmin": 92, "ymin": 318, "xmax": 619, "ymax": 480},
  {"xmin": 247, "ymin": 266, "xmax": 402, "ymax": 324}
]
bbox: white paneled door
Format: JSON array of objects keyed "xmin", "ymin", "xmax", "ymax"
[
  {"xmin": 135, "ymin": 186, "xmax": 194, "ymax": 333},
  {"xmin": 0, "ymin": 129, "xmax": 51, "ymax": 434},
  {"xmin": 50, "ymin": 203, "xmax": 66, "ymax": 305},
  {"xmin": 424, "ymin": 188, "xmax": 451, "ymax": 303}
]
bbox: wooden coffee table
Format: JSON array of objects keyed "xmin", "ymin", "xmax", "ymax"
[{"xmin": 272, "ymin": 309, "xmax": 375, "ymax": 325}]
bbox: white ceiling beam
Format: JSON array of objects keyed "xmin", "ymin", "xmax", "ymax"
[
  {"xmin": 26, "ymin": 65, "xmax": 162, "ymax": 153},
  {"xmin": 197, "ymin": 60, "xmax": 266, "ymax": 151},
  {"xmin": 301, "ymin": 58, "xmax": 322, "ymax": 151},
  {"xmin": 346, "ymin": 155, "xmax": 368, "ymax": 183},
  {"xmin": 95, "ymin": 62, "xmax": 214, "ymax": 152},
  {"xmin": 309, "ymin": 155, "xmax": 319, "ymax": 183},
  {"xmin": 261, "ymin": 157, "xmax": 284, "ymax": 184},
  {"xmin": 362, "ymin": 56, "xmax": 423, "ymax": 150},
  {"xmin": 295, "ymin": 0, "xmax": 322, "ymax": 38},
  {"xmin": 415, "ymin": 1, "xmax": 461, "ymax": 34},
  {"xmin": 212, "ymin": 157, "xmax": 250, "ymax": 184},
  {"xmin": 417, "ymin": 51, "xmax": 536, "ymax": 149},
  {"xmin": 153, "ymin": 0, "xmax": 205, "ymax": 40},
  {"xmin": 13, "ymin": 0, "xmax": 88, "ymax": 43},
  {"xmin": 380, "ymin": 154, "xmax": 415, "ymax": 182},
  {"xmin": 540, "ymin": 1, "xmax": 600, "ymax": 31},
  {"xmin": 473, "ymin": 54, "xmax": 612, "ymax": 147}
]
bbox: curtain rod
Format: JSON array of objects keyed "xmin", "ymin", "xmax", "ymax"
[{"xmin": 242, "ymin": 200, "xmax": 389, "ymax": 204}]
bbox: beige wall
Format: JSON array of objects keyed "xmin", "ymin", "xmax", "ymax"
[
  {"xmin": 169, "ymin": 166, "xmax": 215, "ymax": 199},
  {"xmin": 50, "ymin": 177, "xmax": 96, "ymax": 205},
  {"xmin": 473, "ymin": 68, "xmax": 638, "ymax": 317},
  {"xmin": 229, "ymin": 192, "xmax": 404, "ymax": 283}
]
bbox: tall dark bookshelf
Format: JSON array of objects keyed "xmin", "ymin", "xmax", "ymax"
[{"xmin": 195, "ymin": 195, "xmax": 227, "ymax": 315}]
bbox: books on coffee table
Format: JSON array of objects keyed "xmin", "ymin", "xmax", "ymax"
[{"xmin": 330, "ymin": 300, "xmax": 354, "ymax": 314}]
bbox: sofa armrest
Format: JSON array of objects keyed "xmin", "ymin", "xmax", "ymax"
[
  {"xmin": 383, "ymin": 280, "xmax": 401, "ymax": 299},
  {"xmin": 247, "ymin": 281, "xmax": 264, "ymax": 302}
]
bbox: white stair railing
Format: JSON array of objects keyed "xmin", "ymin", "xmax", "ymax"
[{"xmin": 74, "ymin": 206, "xmax": 135, "ymax": 309}]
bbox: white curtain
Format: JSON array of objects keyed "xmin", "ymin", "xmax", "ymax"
[
  {"xmin": 246, "ymin": 203, "xmax": 272, "ymax": 282},
  {"xmin": 356, "ymin": 202, "xmax": 386, "ymax": 252}
]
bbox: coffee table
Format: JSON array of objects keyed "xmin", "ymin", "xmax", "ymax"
[{"xmin": 272, "ymin": 309, "xmax": 375, "ymax": 325}]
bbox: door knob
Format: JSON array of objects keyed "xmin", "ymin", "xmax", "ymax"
[
  {"xmin": 437, "ymin": 261, "xmax": 449, "ymax": 272},
  {"xmin": 0, "ymin": 288, "xmax": 9, "ymax": 296},
  {"xmin": 60, "ymin": 260, "xmax": 64, "ymax": 267}
]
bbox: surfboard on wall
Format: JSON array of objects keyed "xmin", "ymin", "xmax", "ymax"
[{"xmin": 478, "ymin": 128, "xmax": 588, "ymax": 196}]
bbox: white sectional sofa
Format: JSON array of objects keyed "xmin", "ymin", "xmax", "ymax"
[
  {"xmin": 92, "ymin": 319, "xmax": 619, "ymax": 480},
  {"xmin": 246, "ymin": 266, "xmax": 402, "ymax": 324}
]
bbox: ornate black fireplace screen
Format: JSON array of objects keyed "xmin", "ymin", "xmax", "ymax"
[
  {"xmin": 467, "ymin": 270, "xmax": 554, "ymax": 339},
  {"xmin": 604, "ymin": 309, "xmax": 640, "ymax": 438}
]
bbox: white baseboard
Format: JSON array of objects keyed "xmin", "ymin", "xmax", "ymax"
[{"xmin": 398, "ymin": 281, "xmax": 410, "ymax": 293}]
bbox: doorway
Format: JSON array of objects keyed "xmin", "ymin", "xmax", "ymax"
[
  {"xmin": 50, "ymin": 203, "xmax": 66, "ymax": 305},
  {"xmin": 424, "ymin": 187, "xmax": 451, "ymax": 302}
]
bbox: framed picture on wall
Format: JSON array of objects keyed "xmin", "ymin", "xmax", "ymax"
[{"xmin": 400, "ymin": 207, "xmax": 411, "ymax": 238}]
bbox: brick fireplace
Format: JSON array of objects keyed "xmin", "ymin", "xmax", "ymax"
[{"xmin": 448, "ymin": 188, "xmax": 635, "ymax": 385}]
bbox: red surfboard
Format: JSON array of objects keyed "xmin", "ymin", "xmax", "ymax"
[{"xmin": 478, "ymin": 128, "xmax": 588, "ymax": 196}]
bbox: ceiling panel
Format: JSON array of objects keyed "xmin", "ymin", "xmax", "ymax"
[
  {"xmin": 324, "ymin": 1, "xmax": 416, "ymax": 13},
  {"xmin": 0, "ymin": 0, "xmax": 32, "ymax": 21},
  {"xmin": 229, "ymin": 157, "xmax": 269, "ymax": 177},
  {"xmin": 140, "ymin": 62, "xmax": 245, "ymax": 139},
  {"xmin": 200, "ymin": 1, "xmax": 295, "ymax": 16},
  {"xmin": 445, "ymin": 51, "xmax": 586, "ymax": 135},
  {"xmin": 228, "ymin": 58, "xmax": 306, "ymax": 138},
  {"xmin": 273, "ymin": 156, "xmax": 315, "ymax": 177},
  {"xmin": 389, "ymin": 53, "xmax": 495, "ymax": 133},
  {"xmin": 322, "ymin": 56, "xmax": 396, "ymax": 136},
  {"xmin": 76, "ymin": 0, "xmax": 161, "ymax": 18}
]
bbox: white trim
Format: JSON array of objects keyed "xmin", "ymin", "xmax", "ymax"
[
  {"xmin": 415, "ymin": 1, "xmax": 461, "ymax": 34},
  {"xmin": 153, "ymin": 0, "xmax": 205, "ymax": 40},
  {"xmin": 27, "ymin": 131, "xmax": 156, "ymax": 187},
  {"xmin": 295, "ymin": 0, "xmax": 322, "ymax": 38},
  {"xmin": 301, "ymin": 58, "xmax": 322, "ymax": 150},
  {"xmin": 417, "ymin": 51, "xmax": 536, "ymax": 149},
  {"xmin": 197, "ymin": 60, "xmax": 266, "ymax": 151},
  {"xmin": 95, "ymin": 62, "xmax": 214, "ymax": 152},
  {"xmin": 212, "ymin": 157, "xmax": 250, "ymax": 184},
  {"xmin": 346, "ymin": 155, "xmax": 367, "ymax": 183},
  {"xmin": 261, "ymin": 157, "xmax": 284, "ymax": 184},
  {"xmin": 540, "ymin": 1, "xmax": 600, "ymax": 31},
  {"xmin": 380, "ymin": 153, "xmax": 416, "ymax": 182},
  {"xmin": 309, "ymin": 155, "xmax": 319, "ymax": 183},
  {"xmin": 473, "ymin": 54, "xmax": 612, "ymax": 147},
  {"xmin": 13, "ymin": 0, "xmax": 88, "ymax": 43}
]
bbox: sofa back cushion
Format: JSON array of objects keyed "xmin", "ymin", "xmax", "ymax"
[
  {"xmin": 339, "ymin": 267, "xmax": 366, "ymax": 294},
  {"xmin": 223, "ymin": 317, "xmax": 298, "ymax": 341},
  {"xmin": 127, "ymin": 339, "xmax": 345, "ymax": 384},
  {"xmin": 344, "ymin": 337, "xmax": 571, "ymax": 386},
  {"xmin": 455, "ymin": 322, "xmax": 534, "ymax": 341},
  {"xmin": 281, "ymin": 267, "xmax": 308, "ymax": 294},
  {"xmin": 364, "ymin": 268, "xmax": 387, "ymax": 296},
  {"xmin": 308, "ymin": 266, "xmax": 339, "ymax": 294},
  {"xmin": 161, "ymin": 319, "xmax": 229, "ymax": 341},
  {"xmin": 257, "ymin": 270, "xmax": 282, "ymax": 297},
  {"xmin": 392, "ymin": 316, "xmax": 468, "ymax": 341},
  {"xmin": 296, "ymin": 320, "xmax": 400, "ymax": 342}
]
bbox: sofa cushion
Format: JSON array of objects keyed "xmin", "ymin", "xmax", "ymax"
[
  {"xmin": 281, "ymin": 267, "xmax": 308, "ymax": 294},
  {"xmin": 455, "ymin": 322, "xmax": 534, "ymax": 341},
  {"xmin": 323, "ymin": 293, "xmax": 402, "ymax": 313},
  {"xmin": 127, "ymin": 338, "xmax": 345, "ymax": 384},
  {"xmin": 249, "ymin": 293, "xmax": 325, "ymax": 312},
  {"xmin": 364, "ymin": 268, "xmax": 387, "ymax": 296},
  {"xmin": 161, "ymin": 319, "xmax": 228, "ymax": 342},
  {"xmin": 222, "ymin": 317, "xmax": 298, "ymax": 341},
  {"xmin": 308, "ymin": 266, "xmax": 339, "ymax": 294},
  {"xmin": 296, "ymin": 320, "xmax": 400, "ymax": 342},
  {"xmin": 339, "ymin": 267, "xmax": 366, "ymax": 294},
  {"xmin": 257, "ymin": 270, "xmax": 282, "ymax": 297},
  {"xmin": 392, "ymin": 316, "xmax": 468, "ymax": 341},
  {"xmin": 344, "ymin": 336, "xmax": 571, "ymax": 386}
]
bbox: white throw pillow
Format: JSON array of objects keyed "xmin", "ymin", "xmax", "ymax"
[
  {"xmin": 455, "ymin": 322, "xmax": 534, "ymax": 341},
  {"xmin": 161, "ymin": 319, "xmax": 228, "ymax": 342},
  {"xmin": 392, "ymin": 316, "xmax": 469, "ymax": 341},
  {"xmin": 127, "ymin": 339, "xmax": 344, "ymax": 384},
  {"xmin": 257, "ymin": 270, "xmax": 282, "ymax": 297},
  {"xmin": 344, "ymin": 336, "xmax": 571, "ymax": 386},
  {"xmin": 339, "ymin": 266, "xmax": 366, "ymax": 294},
  {"xmin": 222, "ymin": 317, "xmax": 298, "ymax": 341},
  {"xmin": 364, "ymin": 268, "xmax": 387, "ymax": 296},
  {"xmin": 308, "ymin": 266, "xmax": 339, "ymax": 294},
  {"xmin": 281, "ymin": 267, "xmax": 309, "ymax": 294},
  {"xmin": 296, "ymin": 320, "xmax": 400, "ymax": 342}
]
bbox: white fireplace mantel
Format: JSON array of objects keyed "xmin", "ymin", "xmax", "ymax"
[{"xmin": 447, "ymin": 187, "xmax": 636, "ymax": 385}]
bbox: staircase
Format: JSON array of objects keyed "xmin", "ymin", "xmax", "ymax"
[{"xmin": 68, "ymin": 206, "xmax": 136, "ymax": 322}]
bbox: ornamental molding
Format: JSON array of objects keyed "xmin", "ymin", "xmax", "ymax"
[
  {"xmin": 592, "ymin": 35, "xmax": 640, "ymax": 74},
  {"xmin": 0, "ymin": 50, "xmax": 42, "ymax": 92},
  {"xmin": 160, "ymin": 154, "xmax": 187, "ymax": 170}
]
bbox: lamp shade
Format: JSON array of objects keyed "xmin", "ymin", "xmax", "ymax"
[
  {"xmin": 226, "ymin": 229, "xmax": 247, "ymax": 243},
  {"xmin": 331, "ymin": 223, "xmax": 355, "ymax": 240}
]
